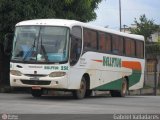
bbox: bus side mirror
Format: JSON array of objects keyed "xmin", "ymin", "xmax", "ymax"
[{"xmin": 4, "ymin": 33, "xmax": 14, "ymax": 56}]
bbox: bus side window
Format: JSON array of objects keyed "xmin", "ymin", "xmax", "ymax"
[
  {"xmin": 70, "ymin": 26, "xmax": 82, "ymax": 66},
  {"xmin": 136, "ymin": 41, "xmax": 144, "ymax": 58},
  {"xmin": 125, "ymin": 38, "xmax": 135, "ymax": 57},
  {"xmin": 99, "ymin": 32, "xmax": 111, "ymax": 53},
  {"xmin": 83, "ymin": 28, "xmax": 97, "ymax": 51},
  {"xmin": 99, "ymin": 32, "xmax": 106, "ymax": 52},
  {"xmin": 112, "ymin": 35, "xmax": 119, "ymax": 55}
]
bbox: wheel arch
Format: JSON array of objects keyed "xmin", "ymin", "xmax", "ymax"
[
  {"xmin": 124, "ymin": 76, "xmax": 129, "ymax": 90},
  {"xmin": 83, "ymin": 73, "xmax": 90, "ymax": 90}
]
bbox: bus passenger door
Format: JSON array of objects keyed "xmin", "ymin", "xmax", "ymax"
[
  {"xmin": 69, "ymin": 26, "xmax": 83, "ymax": 89},
  {"xmin": 70, "ymin": 26, "xmax": 82, "ymax": 66}
]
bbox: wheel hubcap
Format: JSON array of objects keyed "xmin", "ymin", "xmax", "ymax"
[{"xmin": 122, "ymin": 82, "xmax": 127, "ymax": 94}]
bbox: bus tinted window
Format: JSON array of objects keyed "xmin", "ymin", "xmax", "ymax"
[
  {"xmin": 112, "ymin": 35, "xmax": 123, "ymax": 55},
  {"xmin": 125, "ymin": 38, "xmax": 135, "ymax": 57},
  {"xmin": 99, "ymin": 32, "xmax": 111, "ymax": 53},
  {"xmin": 136, "ymin": 41, "xmax": 144, "ymax": 58},
  {"xmin": 106, "ymin": 34, "xmax": 111, "ymax": 52},
  {"xmin": 99, "ymin": 32, "xmax": 106, "ymax": 51},
  {"xmin": 84, "ymin": 28, "xmax": 97, "ymax": 51}
]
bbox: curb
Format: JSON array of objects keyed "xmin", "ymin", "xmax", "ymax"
[{"xmin": 129, "ymin": 88, "xmax": 160, "ymax": 95}]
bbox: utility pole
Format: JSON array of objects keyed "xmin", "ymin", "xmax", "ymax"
[{"xmin": 119, "ymin": 0, "xmax": 122, "ymax": 32}]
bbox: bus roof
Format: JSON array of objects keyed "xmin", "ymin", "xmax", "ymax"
[{"xmin": 16, "ymin": 19, "xmax": 144, "ymax": 41}]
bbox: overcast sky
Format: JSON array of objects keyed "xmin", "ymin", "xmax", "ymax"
[{"xmin": 89, "ymin": 0, "xmax": 160, "ymax": 30}]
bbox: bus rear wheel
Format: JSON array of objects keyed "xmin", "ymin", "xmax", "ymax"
[
  {"xmin": 73, "ymin": 77, "xmax": 86, "ymax": 99},
  {"xmin": 110, "ymin": 78, "xmax": 127, "ymax": 97},
  {"xmin": 31, "ymin": 89, "xmax": 42, "ymax": 97}
]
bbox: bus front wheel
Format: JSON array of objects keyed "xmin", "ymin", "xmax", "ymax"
[
  {"xmin": 73, "ymin": 77, "xmax": 86, "ymax": 99},
  {"xmin": 110, "ymin": 78, "xmax": 127, "ymax": 97}
]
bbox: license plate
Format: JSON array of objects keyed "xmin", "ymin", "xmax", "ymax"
[
  {"xmin": 32, "ymin": 86, "xmax": 41, "ymax": 90},
  {"xmin": 30, "ymin": 77, "xmax": 39, "ymax": 80}
]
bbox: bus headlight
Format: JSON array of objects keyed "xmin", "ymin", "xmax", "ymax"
[
  {"xmin": 49, "ymin": 72, "xmax": 66, "ymax": 77},
  {"xmin": 10, "ymin": 70, "xmax": 22, "ymax": 76}
]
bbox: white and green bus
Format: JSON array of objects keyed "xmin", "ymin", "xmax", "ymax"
[{"xmin": 10, "ymin": 19, "xmax": 145, "ymax": 99}]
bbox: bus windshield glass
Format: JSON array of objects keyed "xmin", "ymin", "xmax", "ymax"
[{"xmin": 11, "ymin": 26, "xmax": 69, "ymax": 63}]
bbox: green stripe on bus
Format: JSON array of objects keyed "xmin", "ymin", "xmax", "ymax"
[
  {"xmin": 94, "ymin": 78, "xmax": 123, "ymax": 90},
  {"xmin": 94, "ymin": 70, "xmax": 142, "ymax": 90},
  {"xmin": 128, "ymin": 70, "xmax": 142, "ymax": 88}
]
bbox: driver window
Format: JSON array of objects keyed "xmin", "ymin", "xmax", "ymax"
[{"xmin": 70, "ymin": 26, "xmax": 82, "ymax": 66}]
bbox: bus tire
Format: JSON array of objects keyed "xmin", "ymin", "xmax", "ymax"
[
  {"xmin": 31, "ymin": 89, "xmax": 42, "ymax": 97},
  {"xmin": 110, "ymin": 78, "xmax": 127, "ymax": 97},
  {"xmin": 110, "ymin": 90, "xmax": 119, "ymax": 97},
  {"xmin": 85, "ymin": 90, "xmax": 92, "ymax": 97},
  {"xmin": 73, "ymin": 77, "xmax": 86, "ymax": 99}
]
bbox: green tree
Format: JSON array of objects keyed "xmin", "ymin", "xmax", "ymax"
[
  {"xmin": 130, "ymin": 14, "xmax": 159, "ymax": 42},
  {"xmin": 157, "ymin": 27, "xmax": 160, "ymax": 44},
  {"xmin": 0, "ymin": 0, "xmax": 102, "ymax": 87},
  {"xmin": 0, "ymin": 0, "xmax": 102, "ymax": 43}
]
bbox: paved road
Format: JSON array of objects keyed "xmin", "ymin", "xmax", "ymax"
[{"xmin": 0, "ymin": 93, "xmax": 160, "ymax": 114}]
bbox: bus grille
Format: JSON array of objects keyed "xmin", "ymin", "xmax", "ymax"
[
  {"xmin": 21, "ymin": 80, "xmax": 51, "ymax": 85},
  {"xmin": 24, "ymin": 74, "xmax": 47, "ymax": 77}
]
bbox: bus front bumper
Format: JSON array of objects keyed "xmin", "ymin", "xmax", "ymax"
[{"xmin": 10, "ymin": 74, "xmax": 68, "ymax": 89}]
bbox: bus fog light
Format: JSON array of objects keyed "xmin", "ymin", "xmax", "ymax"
[
  {"xmin": 10, "ymin": 70, "xmax": 22, "ymax": 76},
  {"xmin": 49, "ymin": 72, "xmax": 66, "ymax": 77}
]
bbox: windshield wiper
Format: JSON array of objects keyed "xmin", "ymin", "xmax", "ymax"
[{"xmin": 40, "ymin": 37, "xmax": 48, "ymax": 62}]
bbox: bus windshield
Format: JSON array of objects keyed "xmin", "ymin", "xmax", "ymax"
[{"xmin": 11, "ymin": 26, "xmax": 69, "ymax": 63}]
